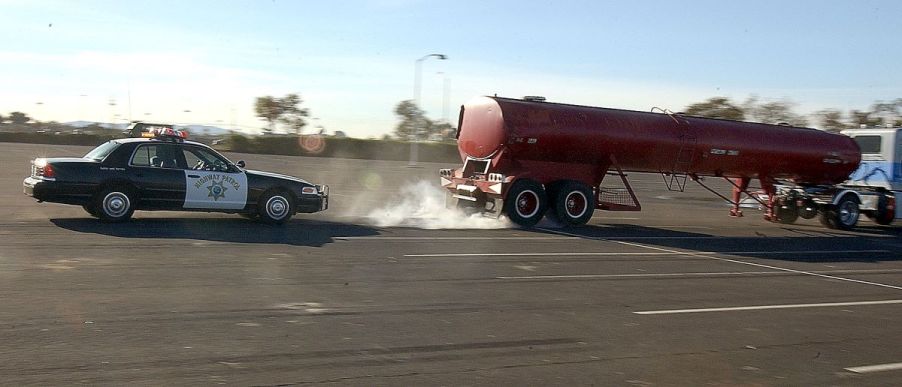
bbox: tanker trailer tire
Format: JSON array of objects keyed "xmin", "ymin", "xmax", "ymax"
[
  {"xmin": 773, "ymin": 201, "xmax": 799, "ymax": 224},
  {"xmin": 504, "ymin": 179, "xmax": 548, "ymax": 227},
  {"xmin": 550, "ymin": 181, "xmax": 595, "ymax": 226},
  {"xmin": 821, "ymin": 194, "xmax": 860, "ymax": 231}
]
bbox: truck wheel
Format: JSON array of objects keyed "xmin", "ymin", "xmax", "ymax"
[
  {"xmin": 551, "ymin": 181, "xmax": 594, "ymax": 226},
  {"xmin": 95, "ymin": 187, "xmax": 135, "ymax": 223},
  {"xmin": 504, "ymin": 179, "xmax": 547, "ymax": 227},
  {"xmin": 773, "ymin": 202, "xmax": 798, "ymax": 224},
  {"xmin": 823, "ymin": 194, "xmax": 859, "ymax": 231},
  {"xmin": 866, "ymin": 194, "xmax": 895, "ymax": 226},
  {"xmin": 258, "ymin": 190, "xmax": 294, "ymax": 224}
]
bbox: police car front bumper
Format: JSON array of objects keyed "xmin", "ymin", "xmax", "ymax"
[{"xmin": 296, "ymin": 184, "xmax": 329, "ymax": 213}]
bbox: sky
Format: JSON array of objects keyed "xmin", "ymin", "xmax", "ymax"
[{"xmin": 1, "ymin": 0, "xmax": 901, "ymax": 137}]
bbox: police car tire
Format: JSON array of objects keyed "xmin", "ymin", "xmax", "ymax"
[
  {"xmin": 95, "ymin": 187, "xmax": 135, "ymax": 223},
  {"xmin": 82, "ymin": 204, "xmax": 100, "ymax": 218},
  {"xmin": 258, "ymin": 190, "xmax": 294, "ymax": 224}
]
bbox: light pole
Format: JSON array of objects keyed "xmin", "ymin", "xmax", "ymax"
[{"xmin": 409, "ymin": 53, "xmax": 447, "ymax": 167}]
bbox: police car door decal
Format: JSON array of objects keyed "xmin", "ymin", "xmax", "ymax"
[{"xmin": 184, "ymin": 170, "xmax": 248, "ymax": 209}]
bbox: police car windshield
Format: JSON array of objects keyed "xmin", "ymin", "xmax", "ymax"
[{"xmin": 84, "ymin": 141, "xmax": 121, "ymax": 161}]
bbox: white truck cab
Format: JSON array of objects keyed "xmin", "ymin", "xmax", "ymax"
[{"xmin": 841, "ymin": 127, "xmax": 901, "ymax": 221}]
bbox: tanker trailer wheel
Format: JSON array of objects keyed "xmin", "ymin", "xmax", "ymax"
[
  {"xmin": 773, "ymin": 200, "xmax": 799, "ymax": 224},
  {"xmin": 550, "ymin": 181, "xmax": 595, "ymax": 226},
  {"xmin": 821, "ymin": 194, "xmax": 860, "ymax": 231},
  {"xmin": 504, "ymin": 179, "xmax": 548, "ymax": 227}
]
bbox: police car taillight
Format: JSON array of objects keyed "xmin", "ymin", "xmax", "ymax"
[
  {"xmin": 42, "ymin": 164, "xmax": 55, "ymax": 178},
  {"xmin": 302, "ymin": 187, "xmax": 318, "ymax": 194}
]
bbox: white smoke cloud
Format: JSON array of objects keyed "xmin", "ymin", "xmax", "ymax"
[{"xmin": 364, "ymin": 180, "xmax": 512, "ymax": 229}]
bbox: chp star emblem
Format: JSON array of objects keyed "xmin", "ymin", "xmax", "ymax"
[{"xmin": 207, "ymin": 180, "xmax": 227, "ymax": 201}]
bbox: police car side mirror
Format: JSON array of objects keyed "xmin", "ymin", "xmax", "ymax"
[{"xmin": 236, "ymin": 160, "xmax": 246, "ymax": 169}]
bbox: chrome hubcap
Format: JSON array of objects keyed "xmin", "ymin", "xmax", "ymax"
[
  {"xmin": 565, "ymin": 191, "xmax": 588, "ymax": 218},
  {"xmin": 102, "ymin": 192, "xmax": 130, "ymax": 217},
  {"xmin": 839, "ymin": 200, "xmax": 859, "ymax": 225},
  {"xmin": 266, "ymin": 196, "xmax": 289, "ymax": 220},
  {"xmin": 515, "ymin": 190, "xmax": 539, "ymax": 218}
]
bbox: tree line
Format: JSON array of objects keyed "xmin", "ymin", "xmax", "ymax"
[
  {"xmin": 6, "ymin": 94, "xmax": 899, "ymax": 137},
  {"xmin": 683, "ymin": 96, "xmax": 902, "ymax": 132}
]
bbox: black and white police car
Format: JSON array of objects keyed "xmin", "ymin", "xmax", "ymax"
[{"xmin": 23, "ymin": 123, "xmax": 328, "ymax": 223}]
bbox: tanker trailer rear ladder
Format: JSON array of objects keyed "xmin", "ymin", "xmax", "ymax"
[
  {"xmin": 597, "ymin": 154, "xmax": 642, "ymax": 211},
  {"xmin": 650, "ymin": 107, "xmax": 697, "ymax": 192}
]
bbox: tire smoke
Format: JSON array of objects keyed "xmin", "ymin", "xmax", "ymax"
[{"xmin": 364, "ymin": 180, "xmax": 512, "ymax": 229}]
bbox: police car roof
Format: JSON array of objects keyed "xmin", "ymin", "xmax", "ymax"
[{"xmin": 114, "ymin": 137, "xmax": 208, "ymax": 147}]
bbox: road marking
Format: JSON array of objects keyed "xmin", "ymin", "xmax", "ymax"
[
  {"xmin": 635, "ymin": 299, "xmax": 902, "ymax": 315},
  {"xmin": 405, "ymin": 252, "xmax": 710, "ymax": 257},
  {"xmin": 498, "ymin": 269, "xmax": 902, "ymax": 280},
  {"xmin": 337, "ymin": 236, "xmax": 580, "ymax": 241},
  {"xmin": 406, "ymin": 250, "xmax": 889, "ymax": 258},
  {"xmin": 339, "ymin": 235, "xmax": 861, "ymax": 241},
  {"xmin": 538, "ymin": 228, "xmax": 902, "ymax": 291},
  {"xmin": 845, "ymin": 362, "xmax": 902, "ymax": 374}
]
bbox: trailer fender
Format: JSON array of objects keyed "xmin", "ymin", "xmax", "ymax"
[{"xmin": 830, "ymin": 189, "xmax": 861, "ymax": 206}]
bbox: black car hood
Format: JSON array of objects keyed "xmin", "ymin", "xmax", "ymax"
[{"xmin": 245, "ymin": 169, "xmax": 312, "ymax": 185}]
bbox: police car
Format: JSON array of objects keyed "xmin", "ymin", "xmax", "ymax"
[{"xmin": 23, "ymin": 123, "xmax": 328, "ymax": 223}]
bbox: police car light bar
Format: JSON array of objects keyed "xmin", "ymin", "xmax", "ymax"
[{"xmin": 140, "ymin": 127, "xmax": 189, "ymax": 140}]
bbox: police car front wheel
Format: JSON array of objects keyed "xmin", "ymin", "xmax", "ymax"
[{"xmin": 258, "ymin": 190, "xmax": 294, "ymax": 224}]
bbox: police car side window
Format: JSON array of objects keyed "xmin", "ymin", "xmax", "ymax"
[
  {"xmin": 184, "ymin": 146, "xmax": 231, "ymax": 172},
  {"xmin": 132, "ymin": 144, "xmax": 179, "ymax": 168},
  {"xmin": 131, "ymin": 145, "xmax": 156, "ymax": 167},
  {"xmin": 182, "ymin": 148, "xmax": 203, "ymax": 169}
]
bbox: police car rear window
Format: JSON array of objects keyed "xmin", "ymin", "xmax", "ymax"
[
  {"xmin": 84, "ymin": 141, "xmax": 120, "ymax": 161},
  {"xmin": 853, "ymin": 135, "xmax": 881, "ymax": 154}
]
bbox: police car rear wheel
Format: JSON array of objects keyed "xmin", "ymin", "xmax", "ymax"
[
  {"xmin": 95, "ymin": 188, "xmax": 135, "ymax": 223},
  {"xmin": 82, "ymin": 204, "xmax": 100, "ymax": 218},
  {"xmin": 258, "ymin": 190, "xmax": 294, "ymax": 224}
]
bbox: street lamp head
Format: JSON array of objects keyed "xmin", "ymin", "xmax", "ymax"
[{"xmin": 435, "ymin": 54, "xmax": 448, "ymax": 60}]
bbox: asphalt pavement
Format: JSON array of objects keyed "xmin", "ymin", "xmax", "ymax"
[{"xmin": 2, "ymin": 142, "xmax": 901, "ymax": 386}]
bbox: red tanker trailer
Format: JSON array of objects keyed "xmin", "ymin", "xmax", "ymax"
[{"xmin": 440, "ymin": 96, "xmax": 894, "ymax": 229}]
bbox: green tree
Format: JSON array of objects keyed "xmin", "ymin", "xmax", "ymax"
[
  {"xmin": 393, "ymin": 100, "xmax": 431, "ymax": 140},
  {"xmin": 277, "ymin": 93, "xmax": 309, "ymax": 134},
  {"xmin": 683, "ymin": 97, "xmax": 745, "ymax": 121},
  {"xmin": 743, "ymin": 96, "xmax": 808, "ymax": 127},
  {"xmin": 9, "ymin": 111, "xmax": 30, "ymax": 125},
  {"xmin": 849, "ymin": 109, "xmax": 881, "ymax": 128},
  {"xmin": 429, "ymin": 121, "xmax": 457, "ymax": 141},
  {"xmin": 254, "ymin": 96, "xmax": 280, "ymax": 133},
  {"xmin": 813, "ymin": 109, "xmax": 846, "ymax": 133},
  {"xmin": 254, "ymin": 93, "xmax": 309, "ymax": 134}
]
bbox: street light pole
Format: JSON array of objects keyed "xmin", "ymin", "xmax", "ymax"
[{"xmin": 409, "ymin": 53, "xmax": 447, "ymax": 167}]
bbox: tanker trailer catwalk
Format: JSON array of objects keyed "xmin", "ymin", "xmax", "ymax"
[{"xmin": 440, "ymin": 96, "xmax": 894, "ymax": 229}]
